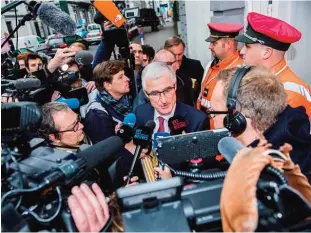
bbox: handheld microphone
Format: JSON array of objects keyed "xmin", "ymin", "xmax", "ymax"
[
  {"xmin": 40, "ymin": 136, "xmax": 123, "ymax": 187},
  {"xmin": 55, "ymin": 97, "xmax": 80, "ymax": 110},
  {"xmin": 126, "ymin": 120, "xmax": 156, "ymax": 184},
  {"xmin": 93, "ymin": 0, "xmax": 126, "ymax": 28},
  {"xmin": 168, "ymin": 115, "xmax": 187, "ymax": 135},
  {"xmin": 117, "ymin": 113, "xmax": 136, "ymax": 143},
  {"xmin": 75, "ymin": 50, "xmax": 94, "ymax": 66},
  {"xmin": 29, "ymin": 1, "xmax": 76, "ymax": 35}
]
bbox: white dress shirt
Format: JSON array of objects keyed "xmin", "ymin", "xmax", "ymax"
[{"xmin": 153, "ymin": 104, "xmax": 176, "ymax": 136}]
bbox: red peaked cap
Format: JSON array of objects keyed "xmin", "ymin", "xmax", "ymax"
[
  {"xmin": 206, "ymin": 23, "xmax": 243, "ymax": 42},
  {"xmin": 235, "ymin": 12, "xmax": 301, "ymax": 51},
  {"xmin": 247, "ymin": 12, "xmax": 301, "ymax": 43}
]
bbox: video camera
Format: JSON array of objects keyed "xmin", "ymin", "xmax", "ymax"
[{"xmin": 1, "ymin": 102, "xmax": 124, "ymax": 232}]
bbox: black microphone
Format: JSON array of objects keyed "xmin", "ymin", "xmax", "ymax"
[
  {"xmin": 40, "ymin": 136, "xmax": 123, "ymax": 187},
  {"xmin": 126, "ymin": 120, "xmax": 156, "ymax": 184},
  {"xmin": 75, "ymin": 50, "xmax": 94, "ymax": 66},
  {"xmin": 168, "ymin": 115, "xmax": 187, "ymax": 135},
  {"xmin": 28, "ymin": 1, "xmax": 76, "ymax": 36},
  {"xmin": 1, "ymin": 78, "xmax": 41, "ymax": 90}
]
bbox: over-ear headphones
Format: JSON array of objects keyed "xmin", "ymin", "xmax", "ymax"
[{"xmin": 223, "ymin": 66, "xmax": 251, "ymax": 135}]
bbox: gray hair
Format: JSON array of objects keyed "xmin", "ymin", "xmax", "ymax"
[
  {"xmin": 38, "ymin": 102, "xmax": 69, "ymax": 140},
  {"xmin": 141, "ymin": 61, "xmax": 176, "ymax": 90}
]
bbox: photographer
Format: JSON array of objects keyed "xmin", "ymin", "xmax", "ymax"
[{"xmin": 25, "ymin": 53, "xmax": 43, "ymax": 74}]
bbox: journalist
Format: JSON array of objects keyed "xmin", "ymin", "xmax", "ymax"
[{"xmin": 210, "ymin": 66, "xmax": 311, "ymax": 178}]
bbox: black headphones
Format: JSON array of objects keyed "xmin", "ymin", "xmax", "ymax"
[{"xmin": 223, "ymin": 66, "xmax": 251, "ymax": 135}]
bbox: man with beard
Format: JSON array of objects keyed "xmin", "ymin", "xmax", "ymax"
[{"xmin": 196, "ymin": 23, "xmax": 243, "ymax": 129}]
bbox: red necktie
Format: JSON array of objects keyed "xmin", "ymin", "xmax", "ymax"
[{"xmin": 158, "ymin": 116, "xmax": 165, "ymax": 132}]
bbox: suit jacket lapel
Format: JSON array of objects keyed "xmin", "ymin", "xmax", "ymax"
[{"xmin": 174, "ymin": 102, "xmax": 187, "ymax": 118}]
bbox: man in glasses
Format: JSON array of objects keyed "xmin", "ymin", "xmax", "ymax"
[
  {"xmin": 164, "ymin": 36, "xmax": 204, "ymax": 107},
  {"xmin": 196, "ymin": 22, "xmax": 244, "ymax": 129},
  {"xmin": 39, "ymin": 102, "xmax": 86, "ymax": 149},
  {"xmin": 132, "ymin": 49, "xmax": 191, "ymax": 110},
  {"xmin": 135, "ymin": 62, "xmax": 208, "ymax": 134}
]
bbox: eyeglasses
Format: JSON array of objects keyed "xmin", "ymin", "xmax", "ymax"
[
  {"xmin": 146, "ymin": 85, "xmax": 175, "ymax": 101},
  {"xmin": 54, "ymin": 115, "xmax": 81, "ymax": 134},
  {"xmin": 205, "ymin": 107, "xmax": 229, "ymax": 119}
]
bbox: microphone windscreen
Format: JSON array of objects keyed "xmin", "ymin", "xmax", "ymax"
[
  {"xmin": 168, "ymin": 115, "xmax": 187, "ymax": 135},
  {"xmin": 15, "ymin": 78, "xmax": 41, "ymax": 90},
  {"xmin": 217, "ymin": 137, "xmax": 244, "ymax": 163},
  {"xmin": 37, "ymin": 2, "xmax": 76, "ymax": 35},
  {"xmin": 145, "ymin": 120, "xmax": 156, "ymax": 131},
  {"xmin": 77, "ymin": 136, "xmax": 123, "ymax": 171},
  {"xmin": 55, "ymin": 97, "xmax": 80, "ymax": 110},
  {"xmin": 123, "ymin": 113, "xmax": 136, "ymax": 128},
  {"xmin": 75, "ymin": 50, "xmax": 94, "ymax": 65}
]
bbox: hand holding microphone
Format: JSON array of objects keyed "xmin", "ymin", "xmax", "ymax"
[{"xmin": 47, "ymin": 48, "xmax": 76, "ymax": 73}]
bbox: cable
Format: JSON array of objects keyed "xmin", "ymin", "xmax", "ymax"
[
  {"xmin": 10, "ymin": 155, "xmax": 24, "ymax": 209},
  {"xmin": 20, "ymin": 186, "xmax": 62, "ymax": 223},
  {"xmin": 174, "ymin": 170, "xmax": 227, "ymax": 180},
  {"xmin": 262, "ymin": 166, "xmax": 288, "ymax": 185},
  {"xmin": 1, "ymin": 183, "xmax": 46, "ymax": 207}
]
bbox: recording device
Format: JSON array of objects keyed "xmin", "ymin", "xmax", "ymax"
[
  {"xmin": 126, "ymin": 120, "xmax": 156, "ymax": 184},
  {"xmin": 60, "ymin": 50, "xmax": 94, "ymax": 72},
  {"xmin": 117, "ymin": 113, "xmax": 136, "ymax": 143},
  {"xmin": 168, "ymin": 115, "xmax": 187, "ymax": 135},
  {"xmin": 156, "ymin": 128, "xmax": 230, "ymax": 165},
  {"xmin": 28, "ymin": 1, "xmax": 76, "ymax": 35},
  {"xmin": 153, "ymin": 132, "xmax": 170, "ymax": 150},
  {"xmin": 1, "ymin": 78, "xmax": 41, "ymax": 91}
]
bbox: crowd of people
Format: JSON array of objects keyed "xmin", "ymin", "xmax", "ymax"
[{"xmin": 1, "ymin": 11, "xmax": 311, "ymax": 232}]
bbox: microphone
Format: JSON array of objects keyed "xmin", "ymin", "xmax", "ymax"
[
  {"xmin": 15, "ymin": 78, "xmax": 41, "ymax": 90},
  {"xmin": 93, "ymin": 0, "xmax": 126, "ymax": 28},
  {"xmin": 126, "ymin": 120, "xmax": 156, "ymax": 184},
  {"xmin": 168, "ymin": 115, "xmax": 187, "ymax": 135},
  {"xmin": 40, "ymin": 136, "xmax": 123, "ymax": 187},
  {"xmin": 117, "ymin": 113, "xmax": 136, "ymax": 143},
  {"xmin": 29, "ymin": 1, "xmax": 76, "ymax": 36},
  {"xmin": 1, "ymin": 78, "xmax": 41, "ymax": 90},
  {"xmin": 55, "ymin": 97, "xmax": 80, "ymax": 110},
  {"xmin": 217, "ymin": 137, "xmax": 244, "ymax": 164},
  {"xmin": 75, "ymin": 50, "xmax": 94, "ymax": 66}
]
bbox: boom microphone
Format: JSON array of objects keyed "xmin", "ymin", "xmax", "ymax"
[
  {"xmin": 40, "ymin": 136, "xmax": 123, "ymax": 187},
  {"xmin": 168, "ymin": 115, "xmax": 187, "ymax": 135},
  {"xmin": 29, "ymin": 1, "xmax": 76, "ymax": 35},
  {"xmin": 75, "ymin": 50, "xmax": 94, "ymax": 66},
  {"xmin": 93, "ymin": 0, "xmax": 126, "ymax": 28}
]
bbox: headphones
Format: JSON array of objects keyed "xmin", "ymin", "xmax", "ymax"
[{"xmin": 223, "ymin": 66, "xmax": 251, "ymax": 135}]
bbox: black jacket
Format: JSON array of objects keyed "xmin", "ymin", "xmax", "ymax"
[
  {"xmin": 176, "ymin": 55, "xmax": 204, "ymax": 106},
  {"xmin": 250, "ymin": 106, "xmax": 311, "ymax": 177}
]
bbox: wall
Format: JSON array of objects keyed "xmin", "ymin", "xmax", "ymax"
[{"xmin": 183, "ymin": 1, "xmax": 213, "ymax": 66}]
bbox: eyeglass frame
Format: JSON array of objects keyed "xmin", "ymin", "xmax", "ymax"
[
  {"xmin": 145, "ymin": 84, "xmax": 176, "ymax": 101},
  {"xmin": 52, "ymin": 115, "xmax": 82, "ymax": 134}
]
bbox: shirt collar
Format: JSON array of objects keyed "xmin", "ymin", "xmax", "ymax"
[{"xmin": 154, "ymin": 104, "xmax": 176, "ymax": 121}]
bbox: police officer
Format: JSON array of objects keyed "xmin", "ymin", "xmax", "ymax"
[
  {"xmin": 236, "ymin": 12, "xmax": 311, "ymax": 119},
  {"xmin": 197, "ymin": 22, "xmax": 244, "ymax": 128}
]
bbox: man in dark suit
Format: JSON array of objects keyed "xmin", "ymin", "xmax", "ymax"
[
  {"xmin": 135, "ymin": 61, "xmax": 208, "ymax": 134},
  {"xmin": 164, "ymin": 36, "xmax": 204, "ymax": 106}
]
